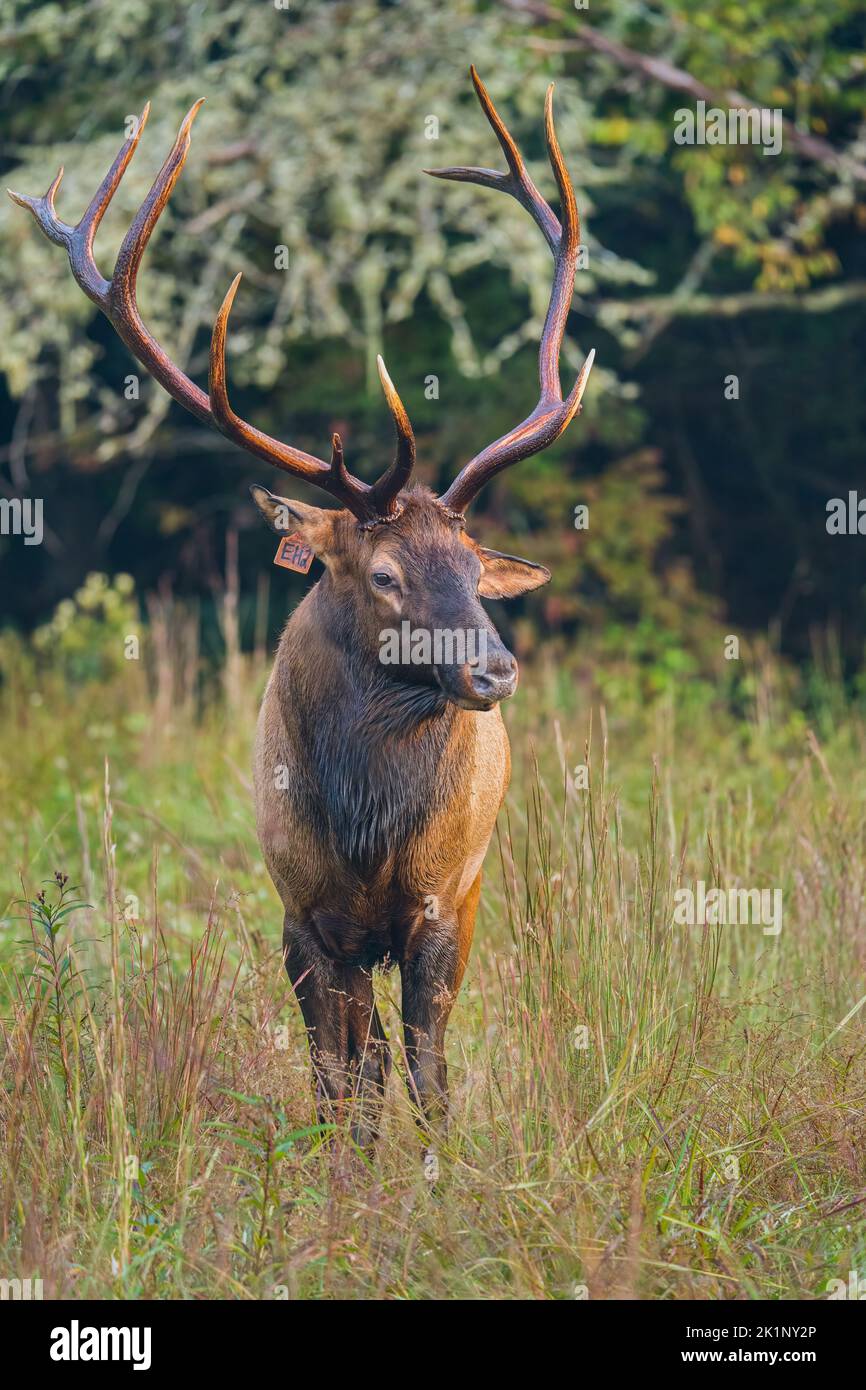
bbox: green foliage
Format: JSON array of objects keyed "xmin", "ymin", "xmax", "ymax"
[
  {"xmin": 579, "ymin": 0, "xmax": 865, "ymax": 292},
  {"xmin": 6, "ymin": 871, "xmax": 90, "ymax": 1099},
  {"xmin": 484, "ymin": 445, "xmax": 726, "ymax": 700},
  {"xmin": 30, "ymin": 571, "xmax": 138, "ymax": 682}
]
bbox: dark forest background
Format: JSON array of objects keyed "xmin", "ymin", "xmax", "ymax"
[{"xmin": 1, "ymin": 0, "xmax": 865, "ymax": 680}]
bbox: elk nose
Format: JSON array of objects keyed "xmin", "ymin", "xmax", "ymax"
[{"xmin": 467, "ymin": 651, "xmax": 518, "ymax": 705}]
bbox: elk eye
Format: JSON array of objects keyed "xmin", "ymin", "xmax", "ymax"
[{"xmin": 372, "ymin": 571, "xmax": 394, "ymax": 589}]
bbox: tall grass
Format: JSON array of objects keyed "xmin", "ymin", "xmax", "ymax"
[{"xmin": 0, "ymin": 613, "xmax": 865, "ymax": 1299}]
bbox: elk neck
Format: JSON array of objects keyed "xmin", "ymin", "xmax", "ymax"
[{"xmin": 273, "ymin": 572, "xmax": 474, "ymax": 874}]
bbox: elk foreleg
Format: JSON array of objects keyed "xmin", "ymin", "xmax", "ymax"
[
  {"xmin": 400, "ymin": 926, "xmax": 460, "ymax": 1140},
  {"xmin": 284, "ymin": 931, "xmax": 350, "ymax": 1130},
  {"xmin": 284, "ymin": 927, "xmax": 391, "ymax": 1148},
  {"xmin": 345, "ymin": 971, "xmax": 391, "ymax": 1151}
]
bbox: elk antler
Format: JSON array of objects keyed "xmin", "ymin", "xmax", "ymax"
[
  {"xmin": 8, "ymin": 102, "xmax": 414, "ymax": 523},
  {"xmin": 427, "ymin": 67, "xmax": 594, "ymax": 516}
]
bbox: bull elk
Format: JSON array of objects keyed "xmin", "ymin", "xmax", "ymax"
[{"xmin": 10, "ymin": 68, "xmax": 593, "ymax": 1151}]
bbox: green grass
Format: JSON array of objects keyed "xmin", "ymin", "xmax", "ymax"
[{"xmin": 1, "ymin": 636, "xmax": 865, "ymax": 1300}]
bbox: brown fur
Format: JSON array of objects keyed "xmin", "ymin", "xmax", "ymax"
[{"xmin": 251, "ymin": 486, "xmax": 542, "ymax": 1146}]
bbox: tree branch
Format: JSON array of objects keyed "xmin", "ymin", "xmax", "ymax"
[
  {"xmin": 502, "ymin": 0, "xmax": 866, "ymax": 182},
  {"xmin": 601, "ymin": 281, "xmax": 866, "ymax": 323}
]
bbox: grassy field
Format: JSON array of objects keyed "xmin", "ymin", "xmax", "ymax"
[{"xmin": 1, "ymin": 598, "xmax": 865, "ymax": 1300}]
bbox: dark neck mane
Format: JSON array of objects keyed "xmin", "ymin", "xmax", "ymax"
[{"xmin": 279, "ymin": 582, "xmax": 467, "ymax": 873}]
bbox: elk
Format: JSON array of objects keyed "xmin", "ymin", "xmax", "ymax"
[{"xmin": 10, "ymin": 68, "xmax": 593, "ymax": 1150}]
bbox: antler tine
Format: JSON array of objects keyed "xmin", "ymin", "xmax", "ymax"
[
  {"xmin": 428, "ymin": 68, "xmax": 595, "ymax": 516},
  {"xmin": 538, "ymin": 82, "xmax": 578, "ymax": 403},
  {"xmin": 328, "ymin": 432, "xmax": 358, "ymax": 496},
  {"xmin": 368, "ymin": 355, "xmax": 416, "ymax": 517},
  {"xmin": 9, "ymin": 103, "xmax": 412, "ymax": 524},
  {"xmin": 426, "ymin": 66, "xmax": 561, "ymax": 255},
  {"xmin": 8, "ymin": 103, "xmax": 152, "ymax": 304},
  {"xmin": 10, "ymin": 100, "xmax": 215, "ymax": 426},
  {"xmin": 209, "ymin": 271, "xmax": 380, "ymax": 515}
]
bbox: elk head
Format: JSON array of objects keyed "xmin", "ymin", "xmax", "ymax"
[
  {"xmin": 9, "ymin": 69, "xmax": 593, "ymax": 710},
  {"xmin": 250, "ymin": 479, "xmax": 552, "ymax": 708}
]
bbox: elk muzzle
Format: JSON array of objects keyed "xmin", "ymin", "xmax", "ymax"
[{"xmin": 435, "ymin": 632, "xmax": 518, "ymax": 710}]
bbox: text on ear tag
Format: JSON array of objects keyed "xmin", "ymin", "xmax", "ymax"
[{"xmin": 274, "ymin": 534, "xmax": 314, "ymax": 573}]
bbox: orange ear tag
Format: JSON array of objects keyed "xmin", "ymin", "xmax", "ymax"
[{"xmin": 274, "ymin": 534, "xmax": 314, "ymax": 574}]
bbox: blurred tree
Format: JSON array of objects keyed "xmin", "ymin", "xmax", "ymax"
[
  {"xmin": 0, "ymin": 0, "xmax": 640, "ymax": 446},
  {"xmin": 0, "ymin": 0, "xmax": 864, "ymax": 670}
]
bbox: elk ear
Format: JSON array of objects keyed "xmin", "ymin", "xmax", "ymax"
[
  {"xmin": 477, "ymin": 547, "xmax": 551, "ymax": 599},
  {"xmin": 249, "ymin": 485, "xmax": 336, "ymax": 556}
]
